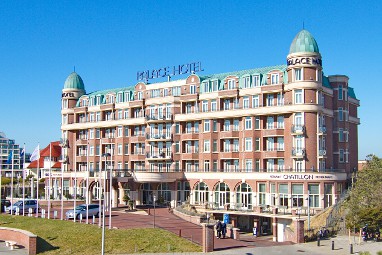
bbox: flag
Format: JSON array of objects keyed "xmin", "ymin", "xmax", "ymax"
[
  {"xmin": 30, "ymin": 145, "xmax": 40, "ymax": 162},
  {"xmin": 6, "ymin": 151, "xmax": 13, "ymax": 164},
  {"xmin": 20, "ymin": 148, "xmax": 25, "ymax": 158}
]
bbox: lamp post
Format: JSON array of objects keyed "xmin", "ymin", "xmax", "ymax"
[
  {"xmin": 153, "ymin": 195, "xmax": 156, "ymax": 228},
  {"xmin": 307, "ymin": 190, "xmax": 311, "ymax": 230},
  {"xmin": 101, "ymin": 153, "xmax": 110, "ymax": 255}
]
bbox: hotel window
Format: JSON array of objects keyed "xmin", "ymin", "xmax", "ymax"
[
  {"xmin": 96, "ymin": 128, "xmax": 100, "ymax": 139},
  {"xmin": 278, "ymin": 159, "xmax": 284, "ymax": 171},
  {"xmin": 202, "ymin": 100, "xmax": 208, "ymax": 112},
  {"xmin": 202, "ymin": 81, "xmax": 209, "ymax": 93},
  {"xmin": 211, "ymin": 100, "xmax": 217, "ymax": 111},
  {"xmin": 228, "ymin": 79, "xmax": 236, "ymax": 90},
  {"xmin": 339, "ymin": 149, "xmax": 345, "ymax": 162},
  {"xmin": 308, "ymin": 184, "xmax": 320, "ymax": 207},
  {"xmin": 89, "ymin": 113, "xmax": 94, "ymax": 122},
  {"xmin": 117, "ymin": 110, "xmax": 122, "ymax": 120},
  {"xmin": 266, "ymin": 116, "xmax": 274, "ymax": 129},
  {"xmin": 271, "ymin": 73, "xmax": 279, "ymax": 85},
  {"xmin": 234, "ymin": 98, "xmax": 239, "ymax": 109},
  {"xmin": 224, "ymin": 120, "xmax": 230, "ymax": 131},
  {"xmin": 124, "ymin": 144, "xmax": 129, "ymax": 155},
  {"xmin": 245, "ymin": 159, "xmax": 252, "ymax": 172},
  {"xmin": 245, "ymin": 117, "xmax": 252, "ymax": 130},
  {"xmin": 224, "ymin": 140, "xmax": 230, "ymax": 152},
  {"xmin": 117, "ymin": 92, "xmax": 123, "ymax": 103},
  {"xmin": 96, "ymin": 112, "xmax": 101, "ymax": 122},
  {"xmin": 243, "ymin": 96, "xmax": 249, "ymax": 109},
  {"xmin": 267, "ymin": 159, "xmax": 274, "ymax": 172},
  {"xmin": 211, "ymin": 80, "xmax": 218, "ymax": 92},
  {"xmin": 252, "ymin": 95, "xmax": 259, "ymax": 108},
  {"xmin": 339, "ymin": 128, "xmax": 344, "ymax": 142},
  {"xmin": 266, "ymin": 94, "xmax": 273, "ymax": 106},
  {"xmin": 338, "ymin": 85, "xmax": 343, "ymax": 100},
  {"xmin": 233, "ymin": 119, "xmax": 239, "ymax": 131},
  {"xmin": 137, "ymin": 91, "xmax": 143, "ymax": 100},
  {"xmin": 96, "ymin": 96, "xmax": 101, "ymax": 105},
  {"xmin": 213, "ymin": 140, "xmax": 217, "ymax": 152},
  {"xmin": 185, "ymin": 141, "xmax": 192, "ymax": 153},
  {"xmin": 258, "ymin": 183, "xmax": 266, "ymax": 205},
  {"xmin": 277, "ymin": 93, "xmax": 284, "ymax": 106},
  {"xmin": 175, "ymin": 123, "xmax": 180, "ymax": 134},
  {"xmin": 204, "ymin": 120, "xmax": 210, "ymax": 132},
  {"xmin": 295, "ymin": 68, "xmax": 302, "ymax": 81},
  {"xmin": 277, "ymin": 137, "xmax": 284, "ymax": 151},
  {"xmin": 279, "ymin": 184, "xmax": 288, "ymax": 206},
  {"xmin": 233, "ymin": 139, "xmax": 239, "ymax": 152},
  {"xmin": 255, "ymin": 116, "xmax": 260, "ymax": 129},
  {"xmin": 204, "ymin": 140, "xmax": 210, "ymax": 153},
  {"xmin": 190, "ymin": 84, "xmax": 196, "ymax": 94},
  {"xmin": 96, "ymin": 145, "xmax": 100, "ymax": 156},
  {"xmin": 277, "ymin": 116, "xmax": 284, "ymax": 129},
  {"xmin": 324, "ymin": 184, "xmax": 333, "ymax": 208},
  {"xmin": 195, "ymin": 141, "xmax": 199, "ymax": 153},
  {"xmin": 292, "ymin": 184, "xmax": 303, "ymax": 207},
  {"xmin": 318, "ymin": 92, "xmax": 325, "ymax": 106},
  {"xmin": 266, "ymin": 138, "xmax": 274, "ymax": 151},
  {"xmin": 175, "ymin": 142, "xmax": 180, "ymax": 153},
  {"xmin": 163, "ymin": 88, "xmax": 169, "ymax": 97},
  {"xmin": 338, "ymin": 108, "xmax": 344, "ymax": 121},
  {"xmin": 89, "ymin": 129, "xmax": 94, "ymax": 139},
  {"xmin": 204, "ymin": 160, "xmax": 210, "ymax": 172},
  {"xmin": 294, "ymin": 112, "xmax": 303, "ymax": 127},
  {"xmin": 255, "ymin": 159, "xmax": 261, "ymax": 171},
  {"xmin": 255, "ymin": 138, "xmax": 260, "ymax": 151},
  {"xmin": 62, "ymin": 99, "xmax": 68, "ymax": 109},
  {"xmin": 195, "ymin": 121, "xmax": 199, "ymax": 133},
  {"xmin": 252, "ymin": 75, "xmax": 260, "ymax": 87},
  {"xmin": 186, "ymin": 122, "xmax": 192, "ymax": 133},
  {"xmin": 117, "ymin": 126, "xmax": 123, "ymax": 137},
  {"xmin": 124, "ymin": 109, "xmax": 129, "ymax": 119},
  {"xmin": 117, "ymin": 144, "xmax": 122, "ymax": 155},
  {"xmin": 89, "ymin": 146, "xmax": 94, "ymax": 156},
  {"xmin": 294, "ymin": 89, "xmax": 303, "ymax": 104},
  {"xmin": 186, "ymin": 103, "xmax": 191, "ymax": 114},
  {"xmin": 213, "ymin": 120, "xmax": 217, "ymax": 132},
  {"xmin": 224, "ymin": 99, "xmax": 230, "ymax": 110},
  {"xmin": 245, "ymin": 138, "xmax": 252, "ymax": 151},
  {"xmin": 172, "ymin": 86, "xmax": 181, "ymax": 96},
  {"xmin": 243, "ymin": 76, "xmax": 251, "ymax": 88}
]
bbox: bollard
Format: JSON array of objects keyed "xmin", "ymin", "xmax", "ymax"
[
  {"xmin": 54, "ymin": 211, "xmax": 57, "ymax": 219},
  {"xmin": 332, "ymin": 240, "xmax": 334, "ymax": 250},
  {"xmin": 179, "ymin": 229, "xmax": 182, "ymax": 237},
  {"xmin": 317, "ymin": 236, "xmax": 320, "ymax": 246},
  {"xmin": 350, "ymin": 244, "xmax": 353, "ymax": 254},
  {"xmin": 92, "ymin": 215, "xmax": 95, "ymax": 224},
  {"xmin": 148, "ymin": 208, "xmax": 151, "ymax": 215}
]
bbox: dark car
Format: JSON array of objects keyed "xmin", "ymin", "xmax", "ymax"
[{"xmin": 0, "ymin": 199, "xmax": 11, "ymax": 212}]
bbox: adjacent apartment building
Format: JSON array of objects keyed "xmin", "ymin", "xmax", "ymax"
[{"xmin": 59, "ymin": 29, "xmax": 360, "ymax": 236}]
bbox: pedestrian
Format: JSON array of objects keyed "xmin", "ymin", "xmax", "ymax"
[
  {"xmin": 221, "ymin": 222, "xmax": 227, "ymax": 239},
  {"xmin": 216, "ymin": 220, "xmax": 222, "ymax": 239}
]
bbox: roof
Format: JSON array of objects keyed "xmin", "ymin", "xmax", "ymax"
[
  {"xmin": 289, "ymin": 29, "xmax": 320, "ymax": 54},
  {"xmin": 348, "ymin": 87, "xmax": 357, "ymax": 99},
  {"xmin": 64, "ymin": 72, "xmax": 85, "ymax": 90},
  {"xmin": 27, "ymin": 141, "xmax": 61, "ymax": 169}
]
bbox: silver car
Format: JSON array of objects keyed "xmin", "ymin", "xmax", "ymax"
[
  {"xmin": 6, "ymin": 200, "xmax": 39, "ymax": 214},
  {"xmin": 65, "ymin": 204, "xmax": 100, "ymax": 219}
]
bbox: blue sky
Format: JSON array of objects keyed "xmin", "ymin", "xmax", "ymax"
[{"xmin": 0, "ymin": 1, "xmax": 380, "ymax": 159}]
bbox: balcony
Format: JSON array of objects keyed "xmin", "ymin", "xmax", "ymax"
[
  {"xmin": 291, "ymin": 125, "xmax": 305, "ymax": 135},
  {"xmin": 146, "ymin": 133, "xmax": 173, "ymax": 141},
  {"xmin": 181, "ymin": 132, "xmax": 200, "ymax": 140},
  {"xmin": 219, "ymin": 131, "xmax": 240, "ymax": 139},
  {"xmin": 291, "ymin": 147, "xmax": 305, "ymax": 158},
  {"xmin": 60, "ymin": 139, "xmax": 69, "ymax": 148},
  {"xmin": 59, "ymin": 156, "xmax": 69, "ymax": 164},
  {"xmin": 146, "ymin": 152, "xmax": 172, "ymax": 161},
  {"xmin": 101, "ymin": 137, "xmax": 115, "ymax": 144},
  {"xmin": 146, "ymin": 114, "xmax": 173, "ymax": 123}
]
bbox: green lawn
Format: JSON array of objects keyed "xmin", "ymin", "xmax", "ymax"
[{"xmin": 0, "ymin": 215, "xmax": 201, "ymax": 254}]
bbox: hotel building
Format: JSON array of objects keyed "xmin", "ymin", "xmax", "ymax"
[
  {"xmin": 59, "ymin": 30, "xmax": 360, "ymax": 239},
  {"xmin": 0, "ymin": 132, "xmax": 23, "ymax": 178}
]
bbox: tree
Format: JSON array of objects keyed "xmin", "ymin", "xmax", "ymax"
[{"xmin": 345, "ymin": 154, "xmax": 382, "ymax": 229}]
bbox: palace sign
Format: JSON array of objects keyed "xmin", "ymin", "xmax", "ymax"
[
  {"xmin": 137, "ymin": 61, "xmax": 204, "ymax": 81},
  {"xmin": 287, "ymin": 57, "xmax": 322, "ymax": 67}
]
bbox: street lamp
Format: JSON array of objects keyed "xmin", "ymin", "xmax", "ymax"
[
  {"xmin": 101, "ymin": 153, "xmax": 111, "ymax": 255},
  {"xmin": 153, "ymin": 195, "xmax": 156, "ymax": 228}
]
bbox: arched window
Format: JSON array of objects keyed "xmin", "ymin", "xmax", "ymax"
[
  {"xmin": 214, "ymin": 182, "xmax": 230, "ymax": 209},
  {"xmin": 194, "ymin": 182, "xmax": 209, "ymax": 205},
  {"xmin": 236, "ymin": 183, "xmax": 253, "ymax": 210}
]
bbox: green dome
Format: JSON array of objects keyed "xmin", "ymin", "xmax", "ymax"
[
  {"xmin": 289, "ymin": 30, "xmax": 319, "ymax": 54},
  {"xmin": 64, "ymin": 72, "xmax": 85, "ymax": 90}
]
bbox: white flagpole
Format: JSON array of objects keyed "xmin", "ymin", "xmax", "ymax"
[
  {"xmin": 99, "ymin": 139, "xmax": 102, "ymax": 227},
  {"xmin": 22, "ymin": 144, "xmax": 26, "ymax": 216},
  {"xmin": 0, "ymin": 153, "xmax": 2, "ymax": 212},
  {"xmin": 48, "ymin": 143, "xmax": 52, "ymax": 219},
  {"xmin": 86, "ymin": 142, "xmax": 89, "ymax": 224},
  {"xmin": 73, "ymin": 146, "xmax": 77, "ymax": 223},
  {"xmin": 10, "ymin": 150, "xmax": 14, "ymax": 215},
  {"xmin": 109, "ymin": 146, "xmax": 113, "ymax": 229},
  {"xmin": 60, "ymin": 141, "xmax": 64, "ymax": 220},
  {"xmin": 36, "ymin": 143, "xmax": 40, "ymax": 218}
]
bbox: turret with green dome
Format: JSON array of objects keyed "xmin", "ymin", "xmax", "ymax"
[
  {"xmin": 64, "ymin": 72, "xmax": 85, "ymax": 90},
  {"xmin": 289, "ymin": 29, "xmax": 320, "ymax": 54}
]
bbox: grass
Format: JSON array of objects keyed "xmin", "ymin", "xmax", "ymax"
[{"xmin": 0, "ymin": 215, "xmax": 201, "ymax": 254}]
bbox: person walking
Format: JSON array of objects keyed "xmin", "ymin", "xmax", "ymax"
[
  {"xmin": 215, "ymin": 220, "xmax": 222, "ymax": 239},
  {"xmin": 221, "ymin": 222, "xmax": 227, "ymax": 239}
]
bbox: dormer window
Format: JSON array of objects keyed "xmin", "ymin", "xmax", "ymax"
[
  {"xmin": 252, "ymin": 75, "xmax": 260, "ymax": 87},
  {"xmin": 228, "ymin": 79, "xmax": 236, "ymax": 90},
  {"xmin": 202, "ymin": 81, "xmax": 209, "ymax": 93},
  {"xmin": 243, "ymin": 76, "xmax": 251, "ymax": 88},
  {"xmin": 271, "ymin": 74, "xmax": 279, "ymax": 85},
  {"xmin": 82, "ymin": 99, "xmax": 87, "ymax": 107},
  {"xmin": 211, "ymin": 80, "xmax": 218, "ymax": 92},
  {"xmin": 190, "ymin": 84, "xmax": 196, "ymax": 94},
  {"xmin": 117, "ymin": 92, "xmax": 123, "ymax": 103},
  {"xmin": 109, "ymin": 95, "xmax": 115, "ymax": 104},
  {"xmin": 96, "ymin": 96, "xmax": 101, "ymax": 105}
]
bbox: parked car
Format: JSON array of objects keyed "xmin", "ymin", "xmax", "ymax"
[
  {"xmin": 65, "ymin": 204, "xmax": 100, "ymax": 219},
  {"xmin": 0, "ymin": 199, "xmax": 11, "ymax": 212},
  {"xmin": 6, "ymin": 199, "xmax": 39, "ymax": 214}
]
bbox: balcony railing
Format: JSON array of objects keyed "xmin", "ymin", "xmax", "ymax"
[
  {"xmin": 145, "ymin": 152, "xmax": 172, "ymax": 160},
  {"xmin": 291, "ymin": 124, "xmax": 305, "ymax": 134},
  {"xmin": 146, "ymin": 133, "xmax": 172, "ymax": 140},
  {"xmin": 60, "ymin": 138, "xmax": 69, "ymax": 148},
  {"xmin": 291, "ymin": 147, "xmax": 306, "ymax": 157},
  {"xmin": 146, "ymin": 114, "xmax": 173, "ymax": 121},
  {"xmin": 319, "ymin": 149, "xmax": 327, "ymax": 156},
  {"xmin": 318, "ymin": 126, "xmax": 327, "ymax": 134}
]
